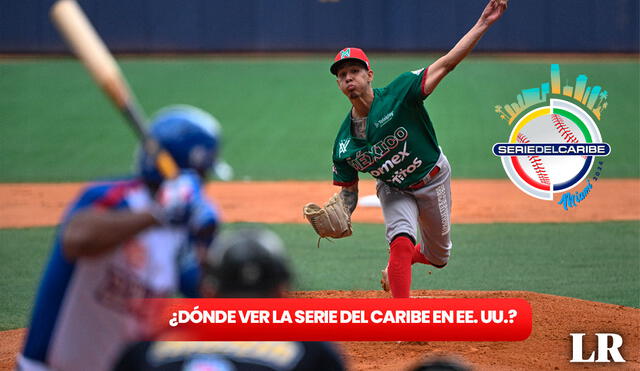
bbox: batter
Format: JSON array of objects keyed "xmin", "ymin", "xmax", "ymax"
[{"xmin": 18, "ymin": 106, "xmax": 221, "ymax": 371}]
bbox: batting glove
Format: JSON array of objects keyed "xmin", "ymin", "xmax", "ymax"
[{"xmin": 152, "ymin": 171, "xmax": 202, "ymax": 226}]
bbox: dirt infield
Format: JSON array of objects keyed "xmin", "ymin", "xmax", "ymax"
[
  {"xmin": 292, "ymin": 290, "xmax": 640, "ymax": 371},
  {"xmin": 2, "ymin": 290, "xmax": 638, "ymax": 370},
  {"xmin": 1, "ymin": 179, "xmax": 638, "ymax": 228}
]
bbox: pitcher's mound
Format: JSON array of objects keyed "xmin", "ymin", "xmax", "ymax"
[{"xmin": 290, "ymin": 290, "xmax": 640, "ymax": 371}]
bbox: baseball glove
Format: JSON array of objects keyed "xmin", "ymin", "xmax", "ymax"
[{"xmin": 303, "ymin": 193, "xmax": 352, "ymax": 245}]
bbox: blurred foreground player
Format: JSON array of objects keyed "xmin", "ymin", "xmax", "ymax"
[
  {"xmin": 18, "ymin": 105, "xmax": 222, "ymax": 371},
  {"xmin": 114, "ymin": 227, "xmax": 346, "ymax": 371}
]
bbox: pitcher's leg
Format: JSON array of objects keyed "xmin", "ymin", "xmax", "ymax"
[
  {"xmin": 376, "ymin": 181, "xmax": 418, "ymax": 243},
  {"xmin": 376, "ymin": 181, "xmax": 419, "ymax": 298},
  {"xmin": 415, "ymin": 157, "xmax": 453, "ymax": 268}
]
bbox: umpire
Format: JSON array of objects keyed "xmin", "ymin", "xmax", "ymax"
[{"xmin": 114, "ymin": 227, "xmax": 346, "ymax": 371}]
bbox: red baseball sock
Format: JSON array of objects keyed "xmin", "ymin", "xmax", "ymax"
[
  {"xmin": 388, "ymin": 236, "xmax": 414, "ymax": 298},
  {"xmin": 411, "ymin": 243, "xmax": 431, "ymax": 265}
]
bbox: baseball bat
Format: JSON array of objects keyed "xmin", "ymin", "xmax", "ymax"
[{"xmin": 50, "ymin": 0, "xmax": 178, "ymax": 179}]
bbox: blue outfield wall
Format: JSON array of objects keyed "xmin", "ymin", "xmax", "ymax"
[{"xmin": 1, "ymin": 0, "xmax": 638, "ymax": 53}]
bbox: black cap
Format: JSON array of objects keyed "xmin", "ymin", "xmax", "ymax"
[{"xmin": 205, "ymin": 227, "xmax": 291, "ymax": 297}]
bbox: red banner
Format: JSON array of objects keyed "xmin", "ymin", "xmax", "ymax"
[{"xmin": 141, "ymin": 298, "xmax": 532, "ymax": 342}]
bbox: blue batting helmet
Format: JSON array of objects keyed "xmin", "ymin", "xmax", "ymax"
[{"xmin": 138, "ymin": 105, "xmax": 220, "ymax": 184}]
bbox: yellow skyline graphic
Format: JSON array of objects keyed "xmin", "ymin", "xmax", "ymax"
[{"xmin": 495, "ymin": 64, "xmax": 608, "ymax": 124}]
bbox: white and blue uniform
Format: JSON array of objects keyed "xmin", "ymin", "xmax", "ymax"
[{"xmin": 19, "ymin": 179, "xmax": 218, "ymax": 371}]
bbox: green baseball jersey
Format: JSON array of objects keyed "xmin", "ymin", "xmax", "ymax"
[{"xmin": 332, "ymin": 68, "xmax": 441, "ymax": 189}]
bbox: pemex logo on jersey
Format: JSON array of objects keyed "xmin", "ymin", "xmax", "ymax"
[
  {"xmin": 492, "ymin": 64, "xmax": 611, "ymax": 210},
  {"xmin": 346, "ymin": 127, "xmax": 423, "ymax": 184}
]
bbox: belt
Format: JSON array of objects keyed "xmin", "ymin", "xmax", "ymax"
[{"xmin": 407, "ymin": 166, "xmax": 440, "ymax": 190}]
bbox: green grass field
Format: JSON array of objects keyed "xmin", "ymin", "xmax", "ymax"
[
  {"xmin": 1, "ymin": 56, "xmax": 638, "ymax": 182},
  {"xmin": 1, "ymin": 222, "xmax": 638, "ymax": 330},
  {"xmin": 0, "ymin": 56, "xmax": 638, "ymax": 333}
]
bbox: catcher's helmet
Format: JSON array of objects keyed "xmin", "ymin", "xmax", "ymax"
[
  {"xmin": 138, "ymin": 105, "xmax": 220, "ymax": 184},
  {"xmin": 205, "ymin": 227, "xmax": 291, "ymax": 297}
]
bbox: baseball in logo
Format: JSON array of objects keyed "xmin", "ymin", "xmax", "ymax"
[{"xmin": 492, "ymin": 64, "xmax": 611, "ymax": 208}]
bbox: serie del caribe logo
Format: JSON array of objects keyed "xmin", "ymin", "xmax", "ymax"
[{"xmin": 492, "ymin": 64, "xmax": 611, "ymax": 210}]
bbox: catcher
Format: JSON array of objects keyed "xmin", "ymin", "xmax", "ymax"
[
  {"xmin": 114, "ymin": 227, "xmax": 345, "ymax": 371},
  {"xmin": 304, "ymin": 0, "xmax": 507, "ymax": 298}
]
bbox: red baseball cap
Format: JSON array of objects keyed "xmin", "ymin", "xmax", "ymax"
[{"xmin": 330, "ymin": 47, "xmax": 370, "ymax": 75}]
